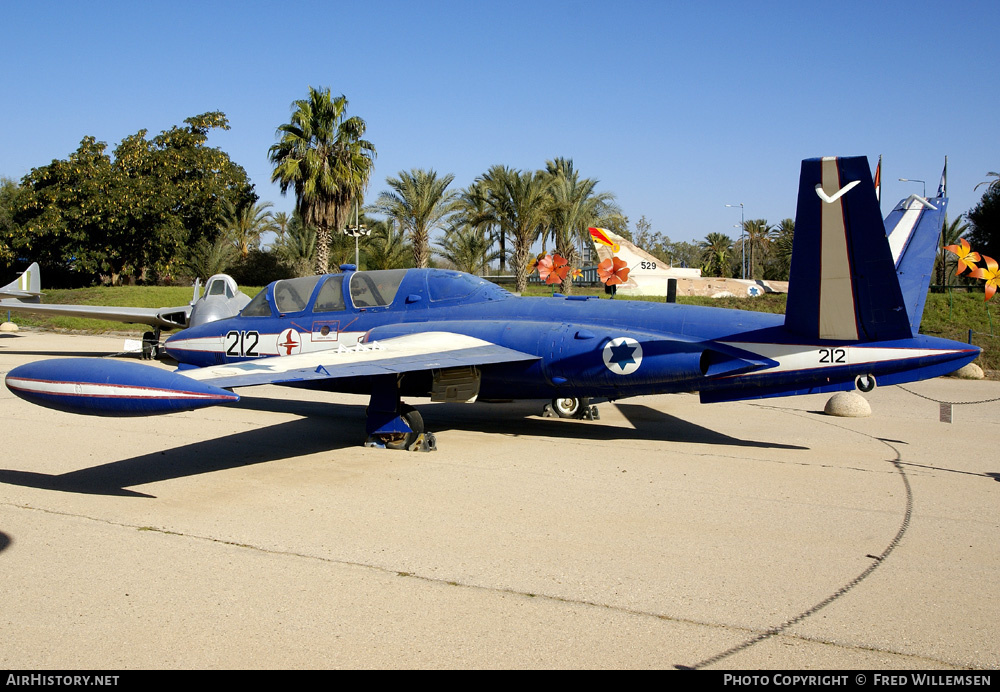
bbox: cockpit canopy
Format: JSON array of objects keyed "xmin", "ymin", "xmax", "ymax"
[
  {"xmin": 203, "ymin": 274, "xmax": 239, "ymax": 300},
  {"xmin": 240, "ymin": 268, "xmax": 510, "ymax": 318}
]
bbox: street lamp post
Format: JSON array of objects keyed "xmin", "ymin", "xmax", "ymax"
[
  {"xmin": 898, "ymin": 177, "xmax": 926, "ymax": 198},
  {"xmin": 726, "ymin": 203, "xmax": 745, "ymax": 279},
  {"xmin": 342, "ymin": 200, "xmax": 370, "ymax": 267}
]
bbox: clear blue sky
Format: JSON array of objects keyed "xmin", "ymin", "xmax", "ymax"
[{"xmin": 2, "ymin": 0, "xmax": 997, "ymax": 246}]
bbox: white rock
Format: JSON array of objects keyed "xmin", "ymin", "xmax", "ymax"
[
  {"xmin": 947, "ymin": 362, "xmax": 984, "ymax": 380},
  {"xmin": 0, "ymin": 321, "xmax": 18, "ymax": 333},
  {"xmin": 824, "ymin": 391, "xmax": 871, "ymax": 417}
]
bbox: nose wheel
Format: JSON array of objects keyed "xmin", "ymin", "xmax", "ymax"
[{"xmin": 544, "ymin": 397, "xmax": 600, "ymax": 420}]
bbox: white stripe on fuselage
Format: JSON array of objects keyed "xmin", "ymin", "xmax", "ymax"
[
  {"xmin": 168, "ymin": 330, "xmax": 365, "ymax": 357},
  {"xmin": 5, "ymin": 377, "xmax": 231, "ymax": 400},
  {"xmin": 719, "ymin": 341, "xmax": 966, "ymax": 377}
]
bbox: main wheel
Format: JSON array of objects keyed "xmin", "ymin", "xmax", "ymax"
[
  {"xmin": 855, "ymin": 374, "xmax": 877, "ymax": 392},
  {"xmin": 378, "ymin": 404, "xmax": 424, "ymax": 450},
  {"xmin": 551, "ymin": 397, "xmax": 586, "ymax": 418}
]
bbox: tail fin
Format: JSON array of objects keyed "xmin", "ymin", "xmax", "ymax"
[
  {"xmin": 0, "ymin": 262, "xmax": 42, "ymax": 303},
  {"xmin": 885, "ymin": 193, "xmax": 947, "ymax": 336},
  {"xmin": 784, "ymin": 157, "xmax": 912, "ymax": 342}
]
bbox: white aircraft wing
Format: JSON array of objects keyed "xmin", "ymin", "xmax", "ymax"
[
  {"xmin": 180, "ymin": 331, "xmax": 539, "ymax": 389},
  {"xmin": 0, "ymin": 301, "xmax": 191, "ymax": 329}
]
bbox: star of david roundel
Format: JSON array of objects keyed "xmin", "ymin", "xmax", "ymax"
[{"xmin": 602, "ymin": 337, "xmax": 642, "ymax": 375}]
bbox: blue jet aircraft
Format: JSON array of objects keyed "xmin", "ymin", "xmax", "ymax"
[{"xmin": 5, "ymin": 157, "xmax": 979, "ymax": 451}]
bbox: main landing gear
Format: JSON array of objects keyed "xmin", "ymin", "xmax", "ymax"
[
  {"xmin": 363, "ymin": 377, "xmax": 436, "ymax": 452},
  {"xmin": 543, "ymin": 397, "xmax": 600, "ymax": 421},
  {"xmin": 141, "ymin": 328, "xmax": 162, "ymax": 360}
]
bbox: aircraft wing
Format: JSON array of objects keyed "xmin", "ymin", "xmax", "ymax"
[
  {"xmin": 182, "ymin": 331, "xmax": 539, "ymax": 389},
  {"xmin": 5, "ymin": 332, "xmax": 539, "ymax": 416},
  {"xmin": 0, "ymin": 300, "xmax": 191, "ymax": 330}
]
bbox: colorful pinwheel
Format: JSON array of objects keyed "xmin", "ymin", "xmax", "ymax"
[
  {"xmin": 943, "ymin": 238, "xmax": 981, "ymax": 275},
  {"xmin": 969, "ymin": 255, "xmax": 1000, "ymax": 301},
  {"xmin": 597, "ymin": 256, "xmax": 630, "ymax": 286},
  {"xmin": 536, "ymin": 254, "xmax": 570, "ymax": 285}
]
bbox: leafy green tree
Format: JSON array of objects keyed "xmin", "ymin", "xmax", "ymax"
[
  {"xmin": 0, "ymin": 177, "xmax": 24, "ymax": 264},
  {"xmin": 374, "ymin": 169, "xmax": 457, "ymax": 268},
  {"xmin": 269, "ymin": 87, "xmax": 376, "ymax": 275},
  {"xmin": 625, "ymin": 215, "xmax": 700, "ymax": 269},
  {"xmin": 13, "ymin": 113, "xmax": 254, "ymax": 284},
  {"xmin": 967, "ymin": 184, "xmax": 1000, "ymax": 264}
]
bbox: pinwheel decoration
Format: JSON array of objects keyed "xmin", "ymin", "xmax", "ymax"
[
  {"xmin": 943, "ymin": 238, "xmax": 981, "ymax": 276},
  {"xmin": 597, "ymin": 256, "xmax": 630, "ymax": 286},
  {"xmin": 945, "ymin": 239, "xmax": 998, "ymax": 301},
  {"xmin": 969, "ymin": 255, "xmax": 1000, "ymax": 301},
  {"xmin": 535, "ymin": 253, "xmax": 571, "ymax": 285}
]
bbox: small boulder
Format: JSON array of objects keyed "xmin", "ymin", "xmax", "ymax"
[
  {"xmin": 0, "ymin": 321, "xmax": 18, "ymax": 333},
  {"xmin": 947, "ymin": 362, "xmax": 984, "ymax": 380},
  {"xmin": 824, "ymin": 391, "xmax": 871, "ymax": 417}
]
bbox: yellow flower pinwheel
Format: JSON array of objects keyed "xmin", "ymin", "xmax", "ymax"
[
  {"xmin": 943, "ymin": 238, "xmax": 981, "ymax": 275},
  {"xmin": 969, "ymin": 255, "xmax": 1000, "ymax": 301}
]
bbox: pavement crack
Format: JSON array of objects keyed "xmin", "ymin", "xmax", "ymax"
[{"xmin": 681, "ymin": 403, "xmax": 915, "ymax": 669}]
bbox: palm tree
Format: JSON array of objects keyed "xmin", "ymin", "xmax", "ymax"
[
  {"xmin": 269, "ymin": 87, "xmax": 376, "ymax": 274},
  {"xmin": 480, "ymin": 166, "xmax": 552, "ymax": 293},
  {"xmin": 741, "ymin": 218, "xmax": 774, "ymax": 280},
  {"xmin": 771, "ymin": 218, "xmax": 795, "ymax": 280},
  {"xmin": 374, "ymin": 169, "xmax": 457, "ymax": 268},
  {"xmin": 700, "ymin": 233, "xmax": 734, "ymax": 277},
  {"xmin": 220, "ymin": 200, "xmax": 277, "ymax": 259},
  {"xmin": 435, "ymin": 223, "xmax": 499, "ymax": 275},
  {"xmin": 541, "ymin": 158, "xmax": 621, "ymax": 293},
  {"xmin": 975, "ymin": 172, "xmax": 1000, "ymax": 194},
  {"xmin": 363, "ymin": 218, "xmax": 410, "ymax": 270},
  {"xmin": 183, "ymin": 234, "xmax": 237, "ymax": 281},
  {"xmin": 272, "ymin": 211, "xmax": 317, "ymax": 277},
  {"xmin": 272, "ymin": 211, "xmax": 291, "ymax": 241},
  {"xmin": 450, "ymin": 179, "xmax": 500, "ymax": 275}
]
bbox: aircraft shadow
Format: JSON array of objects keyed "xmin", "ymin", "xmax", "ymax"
[
  {"xmin": 0, "ymin": 408, "xmax": 365, "ymax": 498},
  {"xmin": 0, "ymin": 531, "xmax": 10, "ymax": 553},
  {"xmin": 0, "ymin": 398, "xmax": 804, "ymax": 499},
  {"xmin": 422, "ymin": 400, "xmax": 808, "ymax": 450}
]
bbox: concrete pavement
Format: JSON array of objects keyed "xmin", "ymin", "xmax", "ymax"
[{"xmin": 1, "ymin": 330, "xmax": 997, "ymax": 669}]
